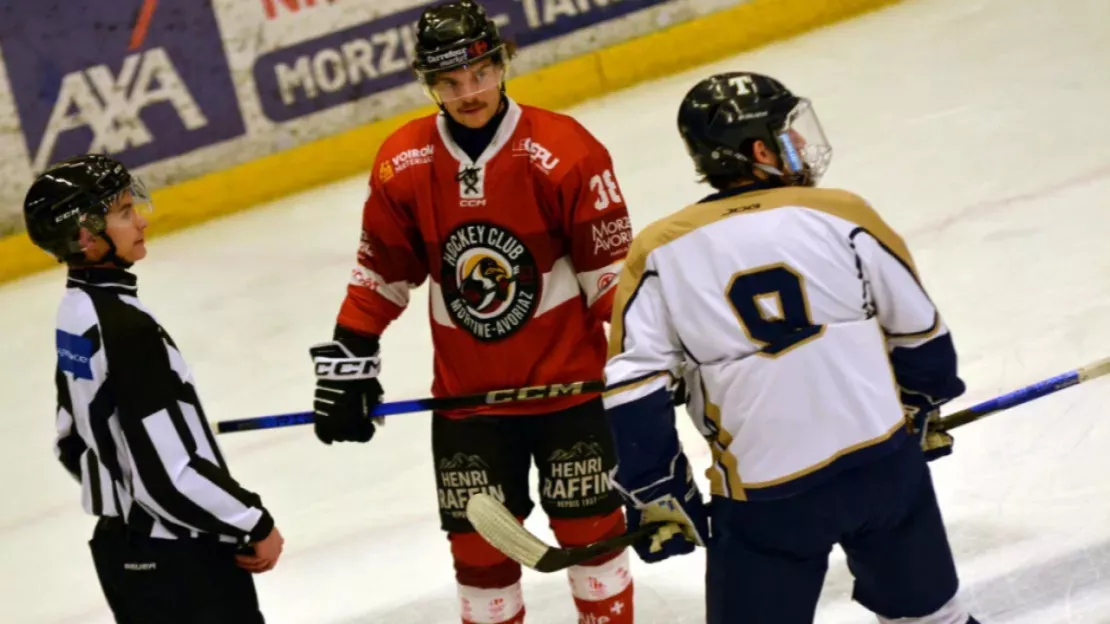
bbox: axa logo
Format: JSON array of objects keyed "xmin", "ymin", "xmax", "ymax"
[
  {"xmin": 30, "ymin": 0, "xmax": 198, "ymax": 173},
  {"xmin": 33, "ymin": 46, "xmax": 208, "ymax": 172},
  {"xmin": 2, "ymin": 0, "xmax": 244, "ymax": 172}
]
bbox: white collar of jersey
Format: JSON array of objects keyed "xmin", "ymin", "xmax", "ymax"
[{"xmin": 436, "ymin": 97, "xmax": 522, "ymax": 167}]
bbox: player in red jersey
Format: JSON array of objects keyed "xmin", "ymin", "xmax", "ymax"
[{"xmin": 308, "ymin": 2, "xmax": 636, "ymax": 622}]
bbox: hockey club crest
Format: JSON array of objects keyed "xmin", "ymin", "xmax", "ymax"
[{"xmin": 441, "ymin": 222, "xmax": 540, "ymax": 342}]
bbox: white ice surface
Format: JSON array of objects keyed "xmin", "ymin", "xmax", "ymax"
[{"xmin": 2, "ymin": 0, "xmax": 1109, "ymax": 621}]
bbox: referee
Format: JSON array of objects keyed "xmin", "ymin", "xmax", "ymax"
[{"xmin": 23, "ymin": 154, "xmax": 283, "ymax": 623}]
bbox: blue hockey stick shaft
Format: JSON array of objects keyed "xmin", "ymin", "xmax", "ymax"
[
  {"xmin": 217, "ymin": 357, "xmax": 1110, "ymax": 435},
  {"xmin": 215, "ymin": 379, "xmax": 605, "ymax": 434},
  {"xmin": 937, "ymin": 356, "xmax": 1110, "ymax": 431}
]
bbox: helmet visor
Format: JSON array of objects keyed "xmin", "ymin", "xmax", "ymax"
[
  {"xmin": 127, "ymin": 176, "xmax": 154, "ymax": 215},
  {"xmin": 417, "ymin": 48, "xmax": 508, "ymax": 104},
  {"xmin": 775, "ymin": 99, "xmax": 832, "ymax": 186},
  {"xmin": 81, "ymin": 176, "xmax": 154, "ymax": 234}
]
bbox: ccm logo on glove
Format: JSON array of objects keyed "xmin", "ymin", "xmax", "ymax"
[{"xmin": 314, "ymin": 356, "xmax": 380, "ymax": 380}]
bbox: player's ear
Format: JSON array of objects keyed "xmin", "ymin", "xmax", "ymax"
[
  {"xmin": 78, "ymin": 227, "xmax": 105, "ymax": 261},
  {"xmin": 750, "ymin": 140, "xmax": 778, "ymax": 166},
  {"xmin": 78, "ymin": 227, "xmax": 95, "ymax": 251}
]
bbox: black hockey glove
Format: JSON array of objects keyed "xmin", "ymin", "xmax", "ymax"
[
  {"xmin": 309, "ymin": 327, "xmax": 383, "ymax": 445},
  {"xmin": 614, "ymin": 451, "xmax": 708, "ymax": 564},
  {"xmin": 901, "ymin": 388, "xmax": 955, "ymax": 461},
  {"xmin": 906, "ymin": 406, "xmax": 954, "ymax": 461}
]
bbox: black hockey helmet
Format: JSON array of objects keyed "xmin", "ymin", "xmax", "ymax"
[
  {"xmin": 412, "ymin": 1, "xmax": 510, "ymax": 102},
  {"xmin": 23, "ymin": 153, "xmax": 151, "ymax": 265},
  {"xmin": 677, "ymin": 72, "xmax": 833, "ymax": 187}
]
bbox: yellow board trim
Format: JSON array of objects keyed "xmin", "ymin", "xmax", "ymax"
[{"xmin": 0, "ymin": 0, "xmax": 904, "ymax": 285}]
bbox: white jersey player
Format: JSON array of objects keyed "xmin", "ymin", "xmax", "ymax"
[{"xmin": 602, "ymin": 72, "xmax": 980, "ymax": 624}]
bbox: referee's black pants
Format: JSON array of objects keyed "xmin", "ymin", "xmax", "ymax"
[{"xmin": 89, "ymin": 517, "xmax": 265, "ymax": 623}]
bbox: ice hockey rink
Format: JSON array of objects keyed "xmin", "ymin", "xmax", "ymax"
[{"xmin": 3, "ymin": 0, "xmax": 1109, "ymax": 620}]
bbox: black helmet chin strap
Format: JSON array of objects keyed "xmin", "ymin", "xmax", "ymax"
[
  {"xmin": 101, "ymin": 234, "xmax": 134, "ymax": 269},
  {"xmin": 70, "ymin": 232, "xmax": 132, "ymax": 269}
]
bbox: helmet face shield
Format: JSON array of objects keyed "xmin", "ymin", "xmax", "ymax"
[
  {"xmin": 127, "ymin": 175, "xmax": 154, "ymax": 216},
  {"xmin": 416, "ymin": 47, "xmax": 509, "ymax": 105},
  {"xmin": 418, "ymin": 53, "xmax": 507, "ymax": 104},
  {"xmin": 80, "ymin": 175, "xmax": 154, "ymax": 237},
  {"xmin": 774, "ymin": 98, "xmax": 832, "ymax": 186}
]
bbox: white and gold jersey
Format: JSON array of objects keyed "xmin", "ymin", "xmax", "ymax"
[{"xmin": 603, "ymin": 186, "xmax": 963, "ymax": 502}]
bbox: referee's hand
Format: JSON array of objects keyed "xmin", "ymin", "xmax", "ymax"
[{"xmin": 235, "ymin": 526, "xmax": 285, "ymax": 574}]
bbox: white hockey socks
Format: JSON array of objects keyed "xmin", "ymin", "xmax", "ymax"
[
  {"xmin": 566, "ymin": 550, "xmax": 634, "ymax": 623},
  {"xmin": 457, "ymin": 582, "xmax": 525, "ymax": 624}
]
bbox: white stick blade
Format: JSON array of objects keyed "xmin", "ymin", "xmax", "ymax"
[
  {"xmin": 466, "ymin": 493, "xmax": 549, "ymax": 568},
  {"xmin": 1078, "ymin": 356, "xmax": 1110, "ymax": 382}
]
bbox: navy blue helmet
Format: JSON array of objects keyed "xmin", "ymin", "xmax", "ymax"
[{"xmin": 677, "ymin": 72, "xmax": 832, "ymax": 187}]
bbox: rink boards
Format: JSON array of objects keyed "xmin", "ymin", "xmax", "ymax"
[{"xmin": 0, "ymin": 0, "xmax": 900, "ymax": 284}]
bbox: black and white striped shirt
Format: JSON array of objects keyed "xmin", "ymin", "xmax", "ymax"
[{"xmin": 53, "ymin": 267, "xmax": 273, "ymax": 544}]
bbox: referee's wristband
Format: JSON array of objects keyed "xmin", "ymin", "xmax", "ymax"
[{"xmin": 247, "ymin": 509, "xmax": 275, "ymax": 543}]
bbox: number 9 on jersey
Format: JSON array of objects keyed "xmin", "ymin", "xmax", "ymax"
[{"xmin": 726, "ymin": 263, "xmax": 824, "ymax": 357}]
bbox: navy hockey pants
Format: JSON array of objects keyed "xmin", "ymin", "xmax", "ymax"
[{"xmin": 706, "ymin": 438, "xmax": 960, "ymax": 624}]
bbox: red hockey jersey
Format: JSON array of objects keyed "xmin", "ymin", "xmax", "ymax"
[{"xmin": 337, "ymin": 99, "xmax": 631, "ymax": 417}]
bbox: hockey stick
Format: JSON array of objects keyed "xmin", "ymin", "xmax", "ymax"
[
  {"xmin": 935, "ymin": 355, "xmax": 1110, "ymax": 432},
  {"xmin": 214, "ymin": 379, "xmax": 604, "ymax": 434},
  {"xmin": 467, "ymin": 356, "xmax": 1110, "ymax": 572},
  {"xmin": 465, "ymin": 492, "xmax": 680, "ymax": 573}
]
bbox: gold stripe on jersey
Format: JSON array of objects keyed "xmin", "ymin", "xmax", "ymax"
[
  {"xmin": 737, "ymin": 419, "xmax": 906, "ymax": 494},
  {"xmin": 608, "ymin": 186, "xmax": 917, "ymax": 360},
  {"xmin": 602, "ymin": 371, "xmax": 671, "ymax": 399},
  {"xmin": 723, "ymin": 320, "xmax": 907, "ymax": 497},
  {"xmin": 700, "ymin": 379, "xmax": 746, "ymax": 501}
]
